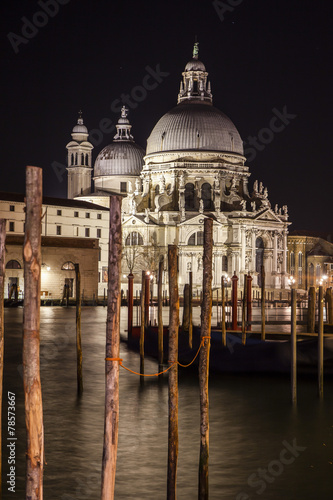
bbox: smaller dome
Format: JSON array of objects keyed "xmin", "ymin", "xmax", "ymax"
[
  {"xmin": 185, "ymin": 58, "xmax": 206, "ymax": 72},
  {"xmin": 72, "ymin": 114, "xmax": 88, "ymax": 134},
  {"xmin": 94, "ymin": 142, "xmax": 144, "ymax": 177}
]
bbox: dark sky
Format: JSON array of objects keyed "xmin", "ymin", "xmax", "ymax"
[{"xmin": 1, "ymin": 0, "xmax": 332, "ymax": 231}]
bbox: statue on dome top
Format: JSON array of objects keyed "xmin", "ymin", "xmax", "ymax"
[
  {"xmin": 121, "ymin": 106, "xmax": 129, "ymax": 118},
  {"xmin": 193, "ymin": 41, "xmax": 199, "ymax": 59}
]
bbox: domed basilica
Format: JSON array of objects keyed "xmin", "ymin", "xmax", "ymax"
[{"xmin": 66, "ymin": 43, "xmax": 290, "ymax": 291}]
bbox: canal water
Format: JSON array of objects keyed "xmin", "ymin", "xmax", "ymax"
[{"xmin": 2, "ymin": 306, "xmax": 333, "ymax": 499}]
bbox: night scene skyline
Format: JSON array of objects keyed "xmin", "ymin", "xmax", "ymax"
[{"xmin": 1, "ymin": 0, "xmax": 332, "ymax": 232}]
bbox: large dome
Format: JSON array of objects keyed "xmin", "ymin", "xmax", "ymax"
[
  {"xmin": 94, "ymin": 141, "xmax": 144, "ymax": 177},
  {"xmin": 146, "ymin": 101, "xmax": 244, "ymax": 156}
]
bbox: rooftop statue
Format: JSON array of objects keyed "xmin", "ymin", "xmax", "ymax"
[{"xmin": 193, "ymin": 41, "xmax": 199, "ymax": 59}]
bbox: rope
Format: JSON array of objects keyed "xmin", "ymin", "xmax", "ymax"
[{"xmin": 105, "ymin": 336, "xmax": 211, "ymax": 377}]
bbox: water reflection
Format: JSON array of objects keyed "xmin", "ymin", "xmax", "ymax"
[{"xmin": 2, "ymin": 307, "xmax": 333, "ymax": 499}]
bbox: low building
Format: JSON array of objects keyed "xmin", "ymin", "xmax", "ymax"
[
  {"xmin": 287, "ymin": 231, "xmax": 333, "ymax": 290},
  {"xmin": 5, "ymin": 235, "xmax": 99, "ymax": 301},
  {"xmin": 0, "ymin": 192, "xmax": 109, "ymax": 298}
]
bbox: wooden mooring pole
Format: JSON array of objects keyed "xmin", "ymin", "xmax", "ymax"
[
  {"xmin": 291, "ymin": 288, "xmax": 297, "ymax": 405},
  {"xmin": 242, "ymin": 275, "xmax": 247, "ymax": 345},
  {"xmin": 221, "ymin": 276, "xmax": 226, "ymax": 346},
  {"xmin": 189, "ymin": 271, "xmax": 193, "ymax": 348},
  {"xmin": 307, "ymin": 286, "xmax": 316, "ymax": 333},
  {"xmin": 182, "ymin": 283, "xmax": 190, "ymax": 331},
  {"xmin": 318, "ymin": 286, "xmax": 324, "ymax": 399},
  {"xmin": 23, "ymin": 166, "xmax": 44, "ymax": 499},
  {"xmin": 167, "ymin": 245, "xmax": 179, "ymax": 500},
  {"xmin": 140, "ymin": 271, "xmax": 145, "ymax": 381},
  {"xmin": 261, "ymin": 266, "xmax": 266, "ymax": 341},
  {"xmin": 247, "ymin": 275, "xmax": 252, "ymax": 332},
  {"xmin": 101, "ymin": 194, "xmax": 122, "ymax": 500},
  {"xmin": 325, "ymin": 287, "xmax": 333, "ymax": 325},
  {"xmin": 0, "ymin": 218, "xmax": 6, "ymax": 495},
  {"xmin": 75, "ymin": 264, "xmax": 83, "ymax": 396},
  {"xmin": 231, "ymin": 272, "xmax": 238, "ymax": 331},
  {"xmin": 127, "ymin": 273, "xmax": 134, "ymax": 342},
  {"xmin": 199, "ymin": 218, "xmax": 213, "ymax": 500},
  {"xmin": 158, "ymin": 258, "xmax": 164, "ymax": 375}
]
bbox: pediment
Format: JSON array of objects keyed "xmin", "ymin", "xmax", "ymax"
[
  {"xmin": 254, "ymin": 209, "xmax": 281, "ymax": 222},
  {"xmin": 179, "ymin": 213, "xmax": 221, "ymax": 226},
  {"xmin": 122, "ymin": 215, "xmax": 147, "ymax": 226}
]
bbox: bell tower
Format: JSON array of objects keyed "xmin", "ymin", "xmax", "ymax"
[{"xmin": 66, "ymin": 111, "xmax": 94, "ymax": 199}]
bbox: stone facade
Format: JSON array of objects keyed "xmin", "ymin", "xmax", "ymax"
[
  {"xmin": 288, "ymin": 232, "xmax": 333, "ymax": 290},
  {"xmin": 74, "ymin": 45, "xmax": 291, "ymax": 295}
]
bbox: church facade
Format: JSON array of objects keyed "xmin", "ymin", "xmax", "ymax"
[{"xmin": 68, "ymin": 44, "xmax": 291, "ymax": 295}]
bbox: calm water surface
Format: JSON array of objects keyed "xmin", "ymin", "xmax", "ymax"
[{"xmin": 2, "ymin": 307, "xmax": 333, "ymax": 499}]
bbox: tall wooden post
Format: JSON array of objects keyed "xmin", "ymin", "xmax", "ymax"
[
  {"xmin": 325, "ymin": 287, "xmax": 333, "ymax": 325},
  {"xmin": 231, "ymin": 272, "xmax": 238, "ymax": 331},
  {"xmin": 221, "ymin": 276, "xmax": 226, "ymax": 346},
  {"xmin": 0, "ymin": 218, "xmax": 6, "ymax": 495},
  {"xmin": 242, "ymin": 275, "xmax": 247, "ymax": 345},
  {"xmin": 307, "ymin": 286, "xmax": 316, "ymax": 333},
  {"xmin": 127, "ymin": 273, "xmax": 134, "ymax": 342},
  {"xmin": 158, "ymin": 258, "xmax": 164, "ymax": 375},
  {"xmin": 199, "ymin": 218, "xmax": 213, "ymax": 500},
  {"xmin": 140, "ymin": 271, "xmax": 145, "ymax": 380},
  {"xmin": 261, "ymin": 265, "xmax": 266, "ymax": 341},
  {"xmin": 144, "ymin": 272, "xmax": 150, "ymax": 327},
  {"xmin": 182, "ymin": 284, "xmax": 190, "ymax": 331},
  {"xmin": 291, "ymin": 288, "xmax": 297, "ymax": 405},
  {"xmin": 318, "ymin": 286, "xmax": 324, "ymax": 399},
  {"xmin": 101, "ymin": 194, "xmax": 122, "ymax": 500},
  {"xmin": 23, "ymin": 166, "xmax": 44, "ymax": 499},
  {"xmin": 247, "ymin": 275, "xmax": 252, "ymax": 332},
  {"xmin": 189, "ymin": 271, "xmax": 193, "ymax": 348},
  {"xmin": 75, "ymin": 264, "xmax": 83, "ymax": 396},
  {"xmin": 167, "ymin": 245, "xmax": 179, "ymax": 500}
]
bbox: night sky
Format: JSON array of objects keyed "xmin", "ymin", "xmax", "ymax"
[{"xmin": 1, "ymin": 0, "xmax": 332, "ymax": 232}]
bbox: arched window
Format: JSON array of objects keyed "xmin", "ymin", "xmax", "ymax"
[
  {"xmin": 6, "ymin": 260, "xmax": 21, "ymax": 269},
  {"xmin": 71, "ymin": 153, "xmax": 74, "ymax": 166},
  {"xmin": 75, "ymin": 153, "xmax": 78, "ymax": 165},
  {"xmin": 188, "ymin": 231, "xmax": 204, "ymax": 246},
  {"xmin": 81, "ymin": 153, "xmax": 84, "ymax": 165},
  {"xmin": 155, "ymin": 185, "xmax": 159, "ymax": 195},
  {"xmin": 309, "ymin": 263, "xmax": 314, "ymax": 286},
  {"xmin": 256, "ymin": 237, "xmax": 264, "ymax": 283},
  {"xmin": 61, "ymin": 261, "xmax": 75, "ymax": 270},
  {"xmin": 85, "ymin": 154, "xmax": 89, "ymax": 166},
  {"xmin": 185, "ymin": 183, "xmax": 195, "ymax": 210},
  {"xmin": 316, "ymin": 264, "xmax": 321, "ymax": 278},
  {"xmin": 125, "ymin": 232, "xmax": 143, "ymax": 246},
  {"xmin": 222, "ymin": 256, "xmax": 228, "ymax": 273},
  {"xmin": 290, "ymin": 251, "xmax": 295, "ymax": 270},
  {"xmin": 201, "ymin": 183, "xmax": 212, "ymax": 210},
  {"xmin": 298, "ymin": 252, "xmax": 303, "ymax": 268}
]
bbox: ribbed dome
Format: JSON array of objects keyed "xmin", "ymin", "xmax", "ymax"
[
  {"xmin": 94, "ymin": 142, "xmax": 144, "ymax": 177},
  {"xmin": 146, "ymin": 102, "xmax": 244, "ymax": 156},
  {"xmin": 72, "ymin": 115, "xmax": 88, "ymax": 135},
  {"xmin": 185, "ymin": 58, "xmax": 206, "ymax": 72}
]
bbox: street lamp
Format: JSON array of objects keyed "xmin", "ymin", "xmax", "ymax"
[{"xmin": 288, "ymin": 275, "xmax": 296, "ymax": 288}]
